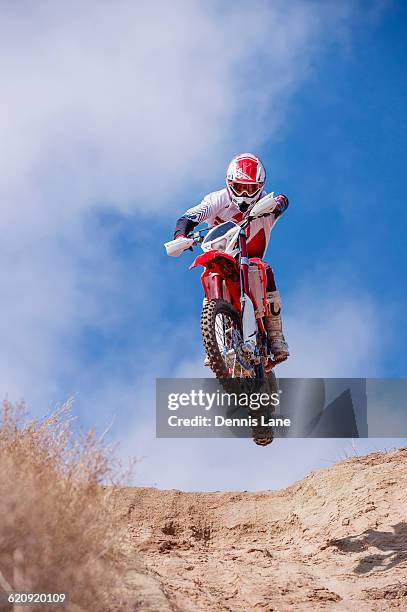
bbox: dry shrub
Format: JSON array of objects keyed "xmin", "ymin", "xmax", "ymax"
[{"xmin": 0, "ymin": 399, "xmax": 132, "ymax": 611}]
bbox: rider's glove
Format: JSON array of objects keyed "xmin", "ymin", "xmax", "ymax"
[
  {"xmin": 174, "ymin": 215, "xmax": 198, "ymax": 240},
  {"xmin": 274, "ymin": 194, "xmax": 289, "ymax": 216}
]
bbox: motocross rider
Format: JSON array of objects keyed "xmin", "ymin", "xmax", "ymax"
[{"xmin": 173, "ymin": 153, "xmax": 289, "ymax": 363}]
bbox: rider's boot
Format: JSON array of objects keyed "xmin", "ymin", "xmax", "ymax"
[{"xmin": 264, "ymin": 291, "xmax": 289, "ymax": 363}]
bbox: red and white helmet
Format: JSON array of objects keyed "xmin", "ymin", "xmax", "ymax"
[{"xmin": 226, "ymin": 153, "xmax": 266, "ymax": 212}]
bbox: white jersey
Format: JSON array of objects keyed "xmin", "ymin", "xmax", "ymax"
[{"xmin": 183, "ymin": 188, "xmax": 279, "ymax": 259}]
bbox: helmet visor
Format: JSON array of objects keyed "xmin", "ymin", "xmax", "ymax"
[{"xmin": 229, "ymin": 181, "xmax": 262, "ymax": 197}]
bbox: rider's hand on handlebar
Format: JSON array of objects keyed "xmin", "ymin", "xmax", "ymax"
[{"xmin": 274, "ymin": 194, "xmax": 289, "ymax": 213}]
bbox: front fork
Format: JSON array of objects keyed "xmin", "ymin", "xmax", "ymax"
[
  {"xmin": 213, "ymin": 273, "xmax": 222, "ymax": 299},
  {"xmin": 238, "ymin": 229, "xmax": 259, "ymax": 352},
  {"xmin": 239, "ymin": 228, "xmax": 250, "ymax": 298},
  {"xmin": 239, "ymin": 231, "xmax": 271, "ymax": 369}
]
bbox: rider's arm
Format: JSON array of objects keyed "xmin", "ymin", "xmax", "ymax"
[
  {"xmin": 173, "ymin": 195, "xmax": 221, "ymax": 239},
  {"xmin": 174, "ymin": 215, "xmax": 199, "ymax": 239}
]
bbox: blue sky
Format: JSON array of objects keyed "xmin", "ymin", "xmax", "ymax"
[
  {"xmin": 273, "ymin": 1, "xmax": 407, "ymax": 376},
  {"xmin": 0, "ymin": 0, "xmax": 406, "ymax": 490}
]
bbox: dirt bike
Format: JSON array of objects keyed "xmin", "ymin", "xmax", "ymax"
[{"xmin": 164, "ymin": 194, "xmax": 282, "ymax": 446}]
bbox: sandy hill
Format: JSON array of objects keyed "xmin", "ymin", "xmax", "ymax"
[{"xmin": 115, "ymin": 448, "xmax": 407, "ymax": 611}]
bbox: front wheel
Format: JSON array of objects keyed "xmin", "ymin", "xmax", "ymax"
[{"xmin": 201, "ymin": 298, "xmax": 244, "ymax": 379}]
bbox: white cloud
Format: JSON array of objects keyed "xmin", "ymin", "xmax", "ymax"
[
  {"xmin": 0, "ymin": 0, "xmax": 361, "ymax": 223},
  {"xmin": 280, "ymin": 289, "xmax": 382, "ymax": 377}
]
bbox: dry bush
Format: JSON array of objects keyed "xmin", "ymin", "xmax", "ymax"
[{"xmin": 0, "ymin": 399, "xmax": 132, "ymax": 611}]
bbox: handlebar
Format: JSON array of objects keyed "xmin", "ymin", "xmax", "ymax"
[
  {"xmin": 185, "ymin": 212, "xmax": 270, "ymax": 240},
  {"xmin": 166, "ymin": 195, "xmax": 277, "ymax": 257},
  {"xmin": 187, "ymin": 227, "xmax": 209, "ymax": 241}
]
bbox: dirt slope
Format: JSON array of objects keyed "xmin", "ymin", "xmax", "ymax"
[{"xmin": 115, "ymin": 448, "xmax": 407, "ymax": 611}]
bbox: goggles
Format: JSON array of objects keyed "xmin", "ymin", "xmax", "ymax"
[{"xmin": 228, "ymin": 180, "xmax": 262, "ymax": 196}]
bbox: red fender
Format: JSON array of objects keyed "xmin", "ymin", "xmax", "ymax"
[
  {"xmin": 190, "ymin": 250, "xmax": 239, "ymax": 277},
  {"xmin": 189, "ymin": 250, "xmax": 241, "ymax": 310}
]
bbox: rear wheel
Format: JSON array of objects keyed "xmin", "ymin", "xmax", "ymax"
[{"xmin": 249, "ymin": 370, "xmax": 278, "ymax": 446}]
